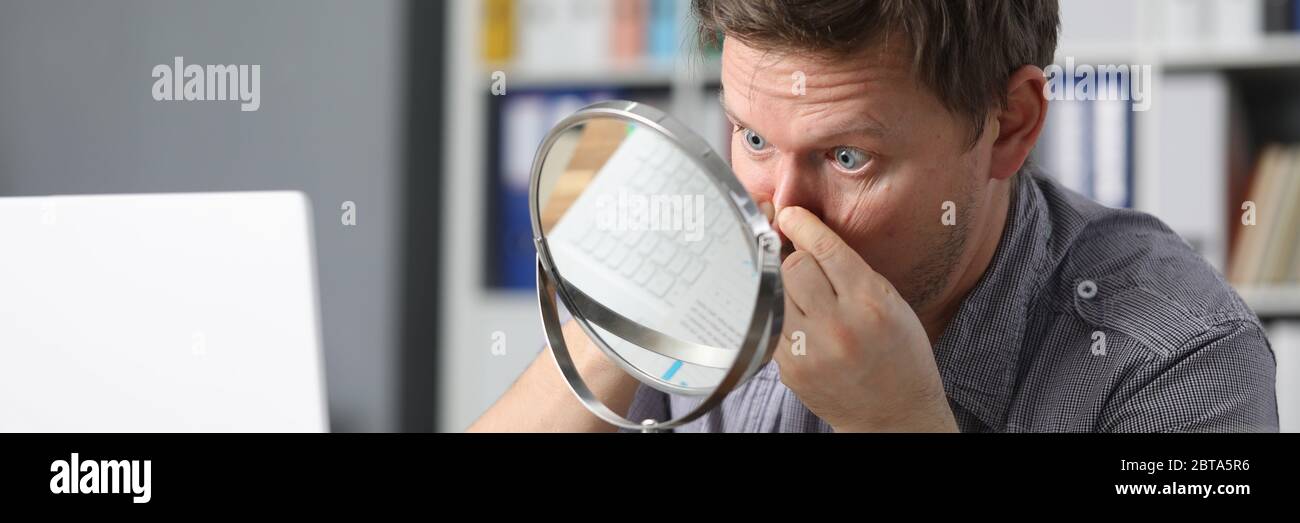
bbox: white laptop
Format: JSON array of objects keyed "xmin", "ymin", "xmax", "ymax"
[{"xmin": 0, "ymin": 192, "xmax": 328, "ymax": 432}]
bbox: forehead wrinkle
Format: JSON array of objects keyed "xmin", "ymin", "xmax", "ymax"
[
  {"xmin": 723, "ymin": 72, "xmax": 893, "ymax": 145},
  {"xmin": 793, "ymin": 95, "xmax": 892, "ymax": 142},
  {"xmin": 723, "ymin": 43, "xmax": 903, "ymax": 140}
]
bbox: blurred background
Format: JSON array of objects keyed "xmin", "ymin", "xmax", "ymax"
[{"xmin": 1, "ymin": 0, "xmax": 1297, "ymax": 432}]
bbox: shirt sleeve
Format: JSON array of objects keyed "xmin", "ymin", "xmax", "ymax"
[
  {"xmin": 1101, "ymin": 319, "xmax": 1279, "ymax": 432},
  {"xmin": 618, "ymin": 383, "xmax": 671, "ymax": 433}
]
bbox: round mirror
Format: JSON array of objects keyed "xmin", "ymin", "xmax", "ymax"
[{"xmin": 529, "ymin": 100, "xmax": 783, "ymax": 431}]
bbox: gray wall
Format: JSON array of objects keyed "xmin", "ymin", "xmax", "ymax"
[{"xmin": 0, "ymin": 0, "xmax": 408, "ymax": 432}]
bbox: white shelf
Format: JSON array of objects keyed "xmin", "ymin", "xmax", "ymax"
[
  {"xmin": 1056, "ymin": 35, "xmax": 1300, "ymax": 71},
  {"xmin": 1163, "ymin": 36, "xmax": 1300, "ymax": 71},
  {"xmin": 483, "ymin": 63, "xmax": 678, "ymax": 88},
  {"xmin": 1239, "ymin": 286, "xmax": 1300, "ymax": 319},
  {"xmin": 481, "ymin": 58, "xmax": 722, "ymax": 89}
]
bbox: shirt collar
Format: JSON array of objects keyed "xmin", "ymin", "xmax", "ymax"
[{"xmin": 931, "ymin": 171, "xmax": 1051, "ymax": 430}]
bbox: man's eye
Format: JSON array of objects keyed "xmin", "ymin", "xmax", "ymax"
[
  {"xmin": 742, "ymin": 128, "xmax": 768, "ymax": 151},
  {"xmin": 831, "ymin": 146, "xmax": 870, "ymax": 172}
]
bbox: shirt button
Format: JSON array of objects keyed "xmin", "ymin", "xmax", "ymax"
[{"xmin": 1076, "ymin": 279, "xmax": 1098, "ymax": 299}]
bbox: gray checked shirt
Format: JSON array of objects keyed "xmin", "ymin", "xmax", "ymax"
[{"xmin": 624, "ymin": 169, "xmax": 1279, "ymax": 432}]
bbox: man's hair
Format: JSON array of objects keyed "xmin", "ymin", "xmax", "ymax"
[{"xmin": 693, "ymin": 0, "xmax": 1060, "ymax": 146}]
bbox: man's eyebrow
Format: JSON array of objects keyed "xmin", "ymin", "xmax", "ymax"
[
  {"xmin": 716, "ymin": 85, "xmax": 891, "ymax": 141},
  {"xmin": 822, "ymin": 116, "xmax": 891, "ymax": 140},
  {"xmin": 717, "ymin": 87, "xmax": 750, "ymax": 131}
]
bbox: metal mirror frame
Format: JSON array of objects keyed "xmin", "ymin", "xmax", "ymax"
[{"xmin": 528, "ymin": 100, "xmax": 784, "ymax": 432}]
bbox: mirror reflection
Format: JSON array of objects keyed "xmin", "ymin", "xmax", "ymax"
[{"xmin": 537, "ymin": 116, "xmax": 761, "ymax": 395}]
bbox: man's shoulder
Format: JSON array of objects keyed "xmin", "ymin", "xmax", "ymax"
[{"xmin": 1029, "ymin": 174, "xmax": 1265, "ymax": 358}]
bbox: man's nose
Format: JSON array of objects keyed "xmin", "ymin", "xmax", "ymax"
[{"xmin": 770, "ymin": 154, "xmax": 820, "ymax": 224}]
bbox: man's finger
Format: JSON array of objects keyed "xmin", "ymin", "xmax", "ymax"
[
  {"xmin": 777, "ymin": 206, "xmax": 872, "ymax": 295},
  {"xmin": 781, "ymin": 249, "xmax": 836, "ymax": 315},
  {"xmin": 772, "ymin": 297, "xmax": 805, "ymax": 368},
  {"xmin": 771, "ymin": 322, "xmax": 790, "ymax": 367},
  {"xmin": 778, "ymin": 281, "xmax": 808, "ymax": 324}
]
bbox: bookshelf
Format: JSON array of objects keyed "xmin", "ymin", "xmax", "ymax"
[
  {"xmin": 440, "ymin": 0, "xmax": 719, "ymax": 431},
  {"xmin": 1051, "ymin": 3, "xmax": 1300, "ymax": 321},
  {"xmin": 1052, "ymin": 0, "xmax": 1300, "ymax": 432},
  {"xmin": 440, "ymin": 0, "xmax": 1300, "ymax": 431}
]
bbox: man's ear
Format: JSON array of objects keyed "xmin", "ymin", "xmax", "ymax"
[{"xmin": 989, "ymin": 65, "xmax": 1048, "ymax": 181}]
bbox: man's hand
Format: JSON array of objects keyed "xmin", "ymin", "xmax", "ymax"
[{"xmin": 771, "ymin": 206, "xmax": 958, "ymax": 432}]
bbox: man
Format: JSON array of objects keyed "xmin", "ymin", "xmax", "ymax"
[{"xmin": 470, "ymin": 0, "xmax": 1277, "ymax": 432}]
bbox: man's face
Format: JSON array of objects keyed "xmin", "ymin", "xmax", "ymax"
[{"xmin": 720, "ymin": 38, "xmax": 995, "ymax": 311}]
